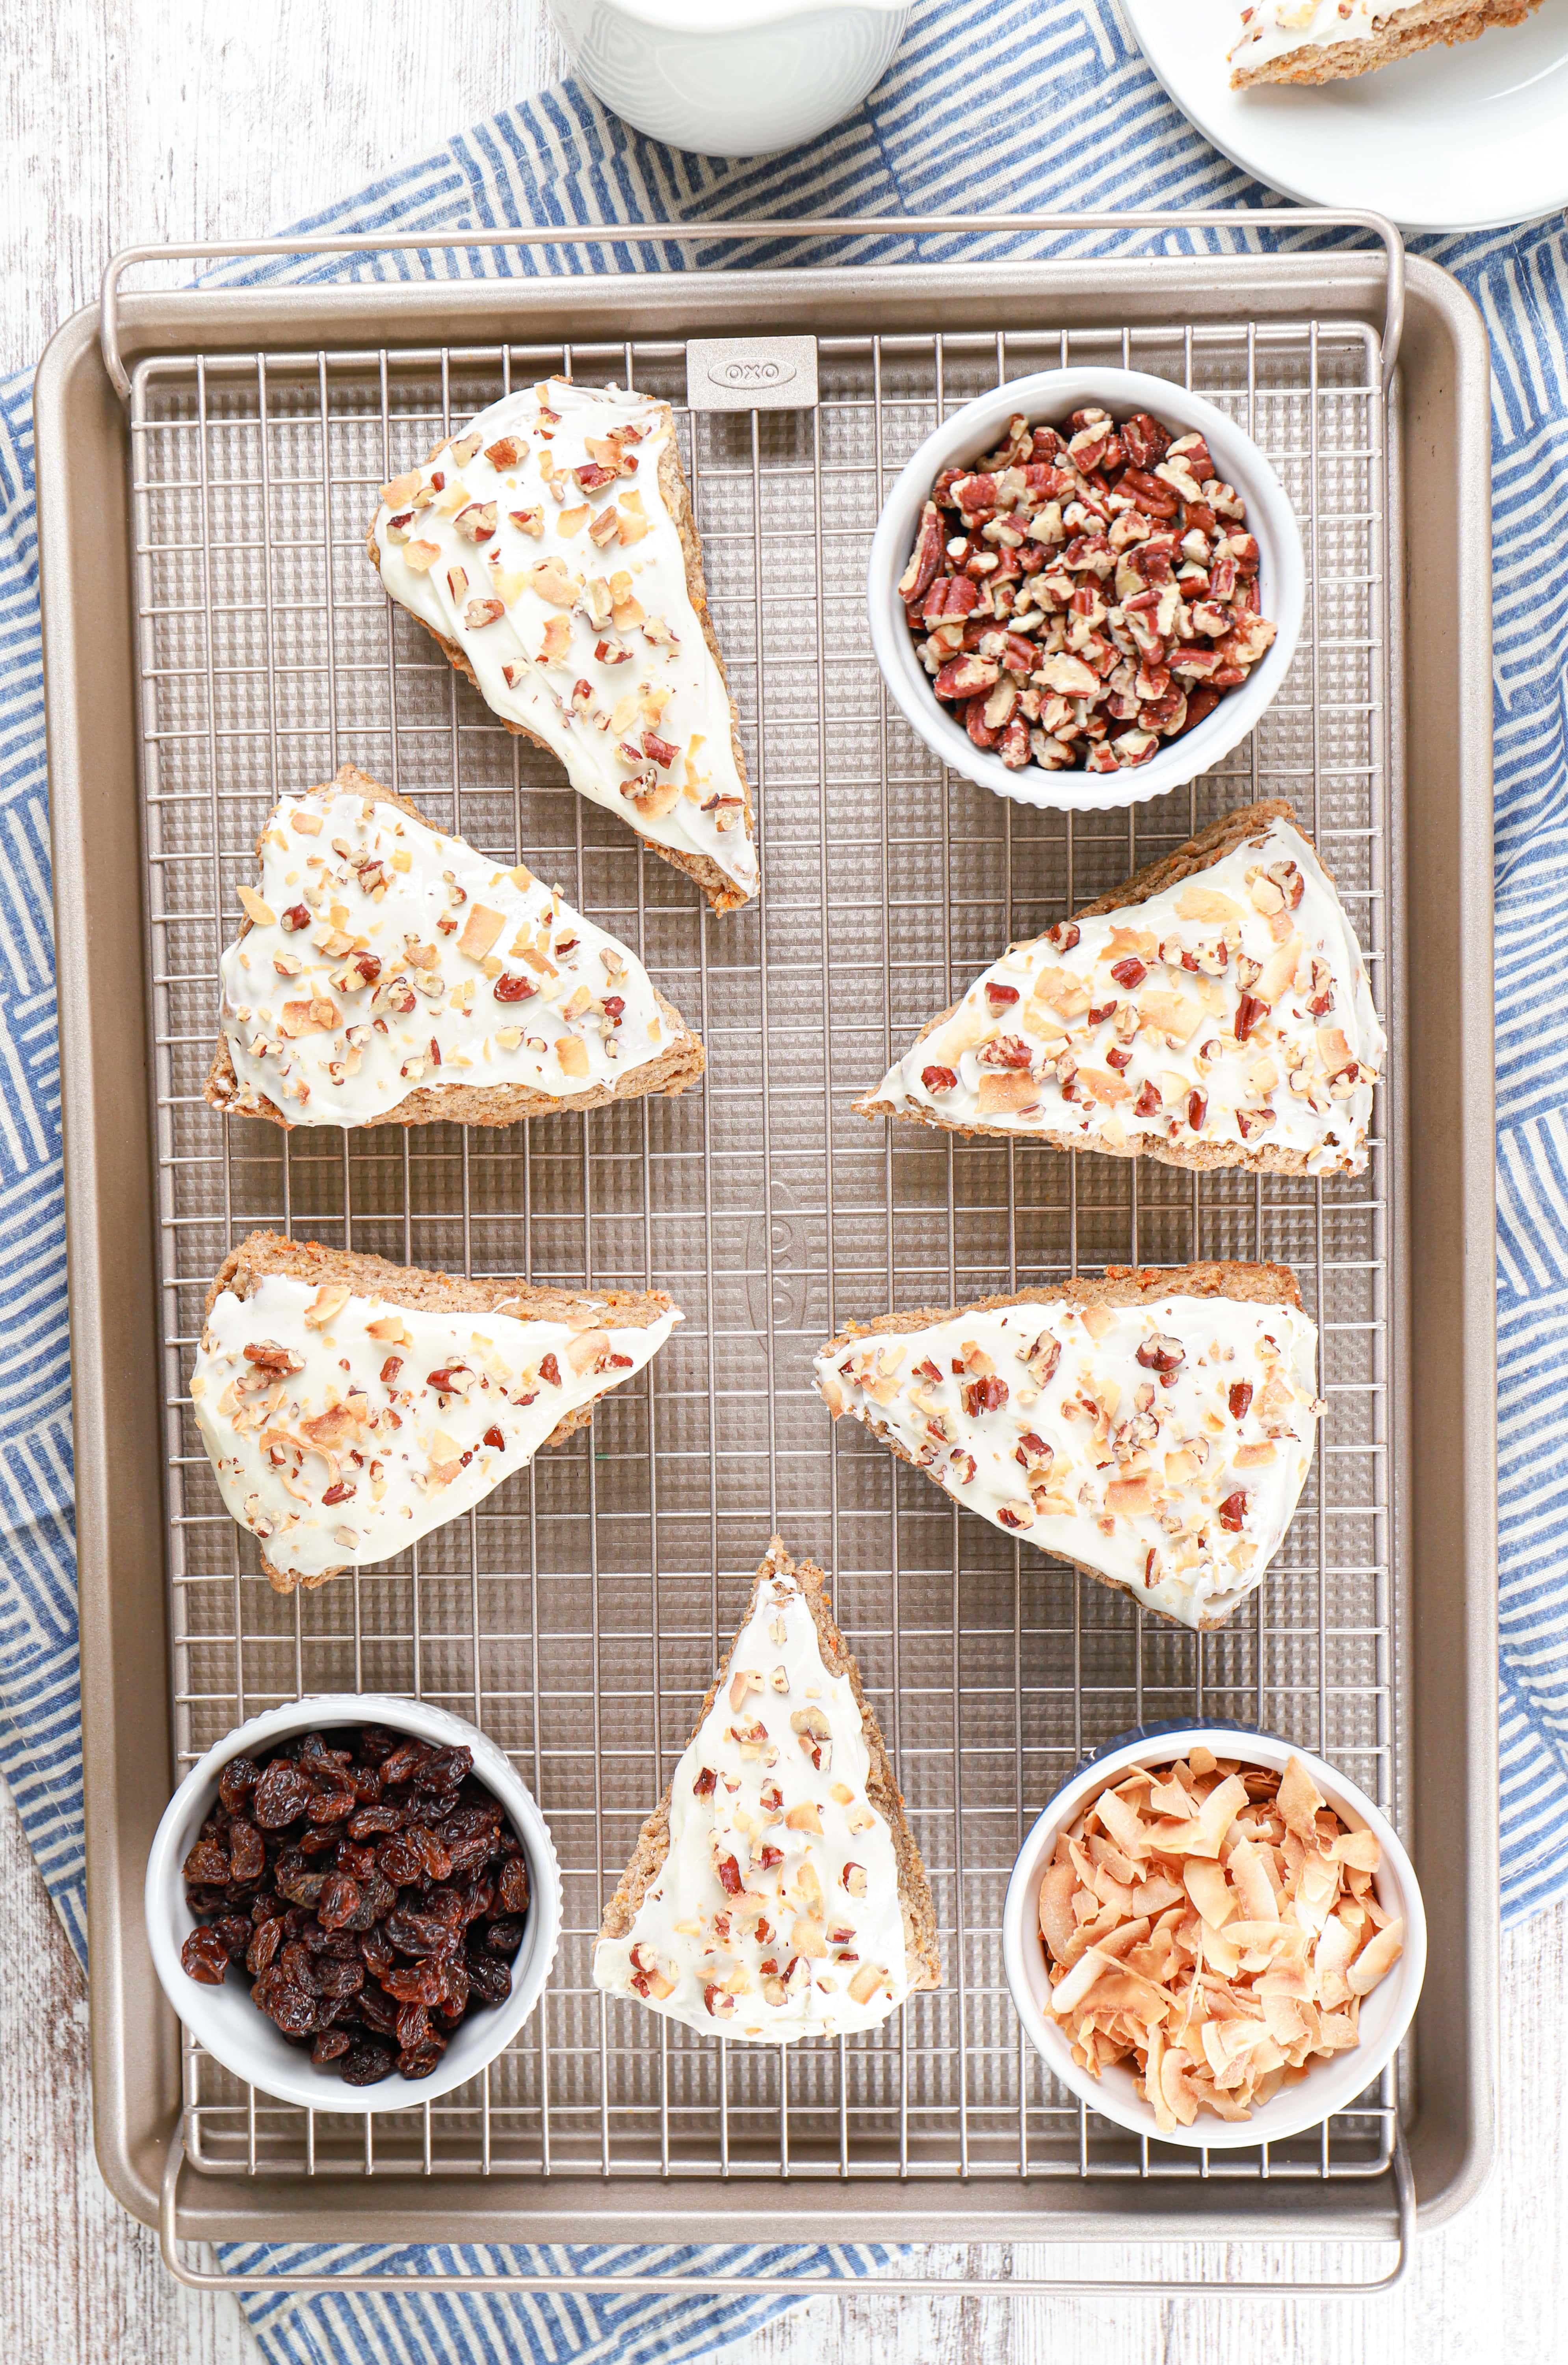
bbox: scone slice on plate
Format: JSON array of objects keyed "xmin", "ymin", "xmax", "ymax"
[
  {"xmin": 191, "ymin": 1232, "xmax": 681, "ymax": 1594},
  {"xmin": 814, "ymin": 1262, "xmax": 1322, "ymax": 1632},
  {"xmin": 593, "ymin": 1539, "xmax": 940, "ymax": 2041},
  {"xmin": 205, "ymin": 764, "xmax": 704, "ymax": 1129},
  {"xmin": 368, "ymin": 379, "xmax": 758, "ymax": 914},
  {"xmin": 858, "ymin": 801, "xmax": 1383, "ymax": 1178},
  {"xmin": 1229, "ymin": 0, "xmax": 1540, "ymax": 87}
]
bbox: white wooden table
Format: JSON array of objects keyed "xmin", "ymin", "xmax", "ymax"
[{"xmin": 6, "ymin": 6, "xmax": 1558, "ymax": 2358}]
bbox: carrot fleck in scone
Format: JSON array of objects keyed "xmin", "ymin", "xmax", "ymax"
[
  {"xmin": 1229, "ymin": 0, "xmax": 1541, "ymax": 87},
  {"xmin": 206, "ymin": 764, "xmax": 704, "ymax": 1129},
  {"xmin": 191, "ymin": 1233, "xmax": 680, "ymax": 1593},
  {"xmin": 593, "ymin": 1539, "xmax": 940, "ymax": 2040},
  {"xmin": 367, "ymin": 379, "xmax": 757, "ymax": 913},
  {"xmin": 815, "ymin": 1264, "xmax": 1322, "ymax": 1632},
  {"xmin": 858, "ymin": 803, "xmax": 1382, "ymax": 1178}
]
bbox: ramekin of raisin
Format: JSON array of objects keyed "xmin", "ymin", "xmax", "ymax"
[
  {"xmin": 144, "ymin": 1695, "xmax": 561, "ymax": 2111},
  {"xmin": 868, "ymin": 370, "xmax": 1303, "ymax": 814}
]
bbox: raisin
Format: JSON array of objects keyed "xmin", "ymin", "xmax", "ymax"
[
  {"xmin": 349, "ymin": 1763, "xmax": 386, "ymax": 1805},
  {"xmin": 340, "ymin": 2041, "xmax": 397, "ymax": 2086},
  {"xmin": 335, "ymin": 1839, "xmax": 379, "ymax": 1881},
  {"xmin": 378, "ymin": 1740, "xmax": 431, "ymax": 1787},
  {"xmin": 396, "ymin": 2001, "xmax": 433, "ymax": 2050},
  {"xmin": 347, "ymin": 1804, "xmax": 403, "ymax": 1839},
  {"xmin": 274, "ymin": 1853, "xmax": 327, "ymax": 1908},
  {"xmin": 253, "ymin": 1759, "xmax": 312, "ymax": 1828},
  {"xmin": 182, "ymin": 1838, "xmax": 230, "ymax": 1885},
  {"xmin": 398, "ymin": 2040, "xmax": 446, "ymax": 2081},
  {"xmin": 318, "ymin": 1873, "xmax": 362, "ymax": 1931},
  {"xmin": 438, "ymin": 1957, "xmax": 470, "ymax": 2019},
  {"xmin": 412, "ymin": 1745, "xmax": 472, "ymax": 1796},
  {"xmin": 227, "ymin": 1820, "xmax": 266, "ymax": 1884},
  {"xmin": 466, "ymin": 1952, "xmax": 512, "ymax": 2009},
  {"xmin": 483, "ymin": 1918, "xmax": 524, "ymax": 1957},
  {"xmin": 358, "ymin": 1986, "xmax": 400, "ymax": 2036},
  {"xmin": 214, "ymin": 1913, "xmax": 254, "ymax": 1960},
  {"xmin": 380, "ymin": 1961, "xmax": 447, "ymax": 2006},
  {"xmin": 407, "ymin": 1825, "xmax": 454, "ymax": 1881},
  {"xmin": 376, "ymin": 1834, "xmax": 423, "ymax": 1886},
  {"xmin": 297, "ymin": 1825, "xmax": 340, "ymax": 1858},
  {"xmin": 360, "ymin": 1924, "xmax": 395, "ymax": 1977},
  {"xmin": 307, "ymin": 1787, "xmax": 357, "ymax": 1824},
  {"xmin": 246, "ymin": 1919, "xmax": 283, "ymax": 1976},
  {"xmin": 312, "ymin": 2028, "xmax": 353, "ymax": 2066},
  {"xmin": 316, "ymin": 1955, "xmax": 366, "ymax": 2000},
  {"xmin": 279, "ymin": 1941, "xmax": 324, "ymax": 1997},
  {"xmin": 498, "ymin": 1856, "xmax": 531, "ymax": 1915},
  {"xmin": 459, "ymin": 1872, "xmax": 496, "ymax": 1924},
  {"xmin": 181, "ymin": 1927, "xmax": 231, "ymax": 1984},
  {"xmin": 386, "ymin": 1907, "xmax": 458, "ymax": 1960},
  {"xmin": 259, "ymin": 1981, "xmax": 318, "ymax": 2038},
  {"xmin": 217, "ymin": 1755, "xmax": 259, "ymax": 1813},
  {"xmin": 357, "ymin": 1726, "xmax": 403, "ymax": 1765}
]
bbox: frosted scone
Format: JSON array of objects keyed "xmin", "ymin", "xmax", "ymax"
[
  {"xmin": 815, "ymin": 1264, "xmax": 1322, "ymax": 1632},
  {"xmin": 593, "ymin": 1540, "xmax": 940, "ymax": 2040},
  {"xmin": 367, "ymin": 381, "xmax": 757, "ymax": 911},
  {"xmin": 205, "ymin": 765, "xmax": 704, "ymax": 1129},
  {"xmin": 192, "ymin": 1233, "xmax": 680, "ymax": 1592},
  {"xmin": 859, "ymin": 804, "xmax": 1382, "ymax": 1178},
  {"xmin": 1230, "ymin": 0, "xmax": 1540, "ymax": 86}
]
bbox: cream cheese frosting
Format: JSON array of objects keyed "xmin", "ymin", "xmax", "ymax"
[
  {"xmin": 593, "ymin": 1551, "xmax": 913, "ymax": 2040},
  {"xmin": 369, "ymin": 379, "xmax": 757, "ymax": 904},
  {"xmin": 192, "ymin": 1272, "xmax": 679, "ymax": 1586},
  {"xmin": 1230, "ymin": 0, "xmax": 1390, "ymax": 70},
  {"xmin": 211, "ymin": 779, "xmax": 689, "ymax": 1126},
  {"xmin": 860, "ymin": 816, "xmax": 1382, "ymax": 1177},
  {"xmin": 815, "ymin": 1290, "xmax": 1322, "ymax": 1630}
]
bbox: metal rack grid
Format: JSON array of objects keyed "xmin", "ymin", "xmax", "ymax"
[{"xmin": 130, "ymin": 302, "xmax": 1396, "ymax": 2197}]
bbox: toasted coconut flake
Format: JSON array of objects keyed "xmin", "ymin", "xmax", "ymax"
[{"xmin": 1038, "ymin": 1751, "xmax": 1403, "ymax": 2125}]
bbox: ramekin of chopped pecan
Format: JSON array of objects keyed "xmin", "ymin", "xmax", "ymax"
[
  {"xmin": 144, "ymin": 1693, "xmax": 561, "ymax": 2110},
  {"xmin": 1001, "ymin": 1725, "xmax": 1425, "ymax": 2149},
  {"xmin": 868, "ymin": 371, "xmax": 1303, "ymax": 812}
]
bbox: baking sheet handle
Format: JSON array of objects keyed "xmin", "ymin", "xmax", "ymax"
[
  {"xmin": 158, "ymin": 2126, "xmax": 1416, "ymax": 2298},
  {"xmin": 98, "ymin": 209, "xmax": 1406, "ymax": 404}
]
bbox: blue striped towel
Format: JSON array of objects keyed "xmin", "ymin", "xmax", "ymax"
[{"xmin": 0, "ymin": 0, "xmax": 1562, "ymax": 2352}]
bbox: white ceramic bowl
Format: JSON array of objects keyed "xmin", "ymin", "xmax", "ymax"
[
  {"xmin": 145, "ymin": 1694, "xmax": 561, "ymax": 2114},
  {"xmin": 546, "ymin": 0, "xmax": 911, "ymax": 158},
  {"xmin": 867, "ymin": 368, "xmax": 1305, "ymax": 815},
  {"xmin": 1002, "ymin": 1725, "xmax": 1425, "ymax": 2152}
]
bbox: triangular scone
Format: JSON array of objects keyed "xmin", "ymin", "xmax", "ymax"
[
  {"xmin": 204, "ymin": 764, "xmax": 705, "ymax": 1130},
  {"xmin": 367, "ymin": 380, "xmax": 757, "ymax": 913},
  {"xmin": 815, "ymin": 1263, "xmax": 1321, "ymax": 1632},
  {"xmin": 593, "ymin": 1540, "xmax": 940, "ymax": 2042},
  {"xmin": 1230, "ymin": 0, "xmax": 1538, "ymax": 89},
  {"xmin": 858, "ymin": 803, "xmax": 1383, "ymax": 1178},
  {"xmin": 193, "ymin": 1233, "xmax": 680, "ymax": 1593}
]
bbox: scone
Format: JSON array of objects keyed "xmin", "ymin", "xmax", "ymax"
[
  {"xmin": 1230, "ymin": 0, "xmax": 1541, "ymax": 86},
  {"xmin": 204, "ymin": 764, "xmax": 704, "ymax": 1129},
  {"xmin": 858, "ymin": 803, "xmax": 1382, "ymax": 1178},
  {"xmin": 593, "ymin": 1539, "xmax": 940, "ymax": 2041},
  {"xmin": 192, "ymin": 1233, "xmax": 680, "ymax": 1592},
  {"xmin": 367, "ymin": 379, "xmax": 757, "ymax": 913},
  {"xmin": 815, "ymin": 1263, "xmax": 1322, "ymax": 1632}
]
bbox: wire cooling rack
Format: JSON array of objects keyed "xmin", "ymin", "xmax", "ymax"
[{"xmin": 124, "ymin": 229, "xmax": 1402, "ymax": 2243}]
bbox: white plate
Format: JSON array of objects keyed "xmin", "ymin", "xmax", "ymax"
[{"xmin": 1121, "ymin": 0, "xmax": 1568, "ymax": 234}]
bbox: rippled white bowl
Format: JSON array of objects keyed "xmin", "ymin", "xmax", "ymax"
[
  {"xmin": 868, "ymin": 367, "xmax": 1305, "ymax": 815},
  {"xmin": 144, "ymin": 1694, "xmax": 561, "ymax": 2114},
  {"xmin": 1001, "ymin": 1725, "xmax": 1425, "ymax": 2151}
]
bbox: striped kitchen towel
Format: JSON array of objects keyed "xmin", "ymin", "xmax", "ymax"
[{"xmin": 1, "ymin": 0, "xmax": 1564, "ymax": 2352}]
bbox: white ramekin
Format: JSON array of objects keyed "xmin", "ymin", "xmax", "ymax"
[
  {"xmin": 145, "ymin": 1694, "xmax": 562, "ymax": 2114},
  {"xmin": 868, "ymin": 368, "xmax": 1305, "ymax": 816},
  {"xmin": 1002, "ymin": 1724, "xmax": 1425, "ymax": 2152},
  {"xmin": 546, "ymin": 0, "xmax": 911, "ymax": 158}
]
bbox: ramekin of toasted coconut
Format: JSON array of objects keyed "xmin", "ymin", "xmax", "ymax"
[
  {"xmin": 868, "ymin": 369, "xmax": 1304, "ymax": 814},
  {"xmin": 1002, "ymin": 1726, "xmax": 1425, "ymax": 2149}
]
